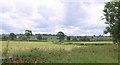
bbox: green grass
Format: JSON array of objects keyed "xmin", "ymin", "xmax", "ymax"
[
  {"xmin": 64, "ymin": 41, "xmax": 113, "ymax": 45},
  {"xmin": 1, "ymin": 41, "xmax": 118, "ymax": 63}
]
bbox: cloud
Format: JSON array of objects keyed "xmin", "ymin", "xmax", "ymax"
[
  {"xmin": 57, "ymin": 0, "xmax": 108, "ymax": 35},
  {"xmin": 37, "ymin": 6, "xmax": 55, "ymax": 20},
  {"xmin": 0, "ymin": 0, "xmax": 110, "ymax": 35}
]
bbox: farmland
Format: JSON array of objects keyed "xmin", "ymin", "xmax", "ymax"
[
  {"xmin": 1, "ymin": 41, "xmax": 118, "ymax": 63},
  {"xmin": 1, "ymin": 0, "xmax": 120, "ymax": 64}
]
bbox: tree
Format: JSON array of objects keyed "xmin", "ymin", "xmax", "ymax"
[
  {"xmin": 103, "ymin": 1, "xmax": 120, "ymax": 43},
  {"xmin": 2, "ymin": 35, "xmax": 9, "ymax": 41},
  {"xmin": 72, "ymin": 37, "xmax": 77, "ymax": 41},
  {"xmin": 67, "ymin": 36, "xmax": 71, "ymax": 41},
  {"xmin": 9, "ymin": 33, "xmax": 16, "ymax": 40},
  {"xmin": 37, "ymin": 34, "xmax": 42, "ymax": 40},
  {"xmin": 25, "ymin": 30, "xmax": 32, "ymax": 41},
  {"xmin": 21, "ymin": 36, "xmax": 27, "ymax": 41},
  {"xmin": 57, "ymin": 31, "xmax": 65, "ymax": 43}
]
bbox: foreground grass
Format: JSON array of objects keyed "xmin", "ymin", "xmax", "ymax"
[
  {"xmin": 2, "ymin": 41, "xmax": 84, "ymax": 58},
  {"xmin": 2, "ymin": 41, "xmax": 118, "ymax": 63}
]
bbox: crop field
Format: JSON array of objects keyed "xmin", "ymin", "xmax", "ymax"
[
  {"xmin": 1, "ymin": 41, "xmax": 119, "ymax": 63},
  {"xmin": 2, "ymin": 41, "xmax": 83, "ymax": 52}
]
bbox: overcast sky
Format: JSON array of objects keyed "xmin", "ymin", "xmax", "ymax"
[{"xmin": 0, "ymin": 0, "xmax": 111, "ymax": 36}]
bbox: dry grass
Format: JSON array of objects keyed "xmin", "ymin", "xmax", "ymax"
[
  {"xmin": 2, "ymin": 41, "xmax": 86, "ymax": 54},
  {"xmin": 2, "ymin": 41, "xmax": 118, "ymax": 63}
]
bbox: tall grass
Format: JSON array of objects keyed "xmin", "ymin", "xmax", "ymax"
[
  {"xmin": 2, "ymin": 41, "xmax": 10, "ymax": 58},
  {"xmin": 2, "ymin": 44, "xmax": 118, "ymax": 63},
  {"xmin": 0, "ymin": 41, "xmax": 2, "ymax": 65}
]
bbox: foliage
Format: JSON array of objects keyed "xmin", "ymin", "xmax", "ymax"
[
  {"xmin": 1, "ymin": 33, "xmax": 113, "ymax": 42},
  {"xmin": 2, "ymin": 35, "xmax": 8, "ymax": 41},
  {"xmin": 64, "ymin": 42, "xmax": 113, "ymax": 46},
  {"xmin": 57, "ymin": 31, "xmax": 65, "ymax": 43},
  {"xmin": 36, "ymin": 34, "xmax": 42, "ymax": 40},
  {"xmin": 25, "ymin": 30, "xmax": 32, "ymax": 41},
  {"xmin": 79, "ymin": 36, "xmax": 90, "ymax": 41},
  {"xmin": 72, "ymin": 37, "xmax": 78, "ymax": 41},
  {"xmin": 113, "ymin": 0, "xmax": 120, "ymax": 2},
  {"xmin": 9, "ymin": 33, "xmax": 16, "ymax": 40},
  {"xmin": 67, "ymin": 36, "xmax": 71, "ymax": 41},
  {"xmin": 103, "ymin": 1, "xmax": 120, "ymax": 43},
  {"xmin": 21, "ymin": 36, "xmax": 27, "ymax": 41}
]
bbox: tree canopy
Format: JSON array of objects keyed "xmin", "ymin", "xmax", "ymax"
[
  {"xmin": 25, "ymin": 30, "xmax": 32, "ymax": 41},
  {"xmin": 57, "ymin": 31, "xmax": 65, "ymax": 43},
  {"xmin": 37, "ymin": 34, "xmax": 42, "ymax": 40},
  {"xmin": 103, "ymin": 1, "xmax": 120, "ymax": 43},
  {"xmin": 9, "ymin": 33, "xmax": 16, "ymax": 40}
]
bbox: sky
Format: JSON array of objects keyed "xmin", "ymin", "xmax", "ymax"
[{"xmin": 0, "ymin": 0, "xmax": 111, "ymax": 36}]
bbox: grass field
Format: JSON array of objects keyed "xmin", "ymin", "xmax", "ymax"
[
  {"xmin": 2, "ymin": 41, "xmax": 83, "ymax": 52},
  {"xmin": 1, "ymin": 41, "xmax": 118, "ymax": 63}
]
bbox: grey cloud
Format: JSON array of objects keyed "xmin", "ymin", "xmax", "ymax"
[
  {"xmin": 0, "ymin": 17, "xmax": 10, "ymax": 30},
  {"xmin": 32, "ymin": 19, "xmax": 50, "ymax": 28},
  {"xmin": 31, "ymin": 18, "xmax": 55, "ymax": 32},
  {"xmin": 62, "ymin": 2, "xmax": 89, "ymax": 26},
  {"xmin": 0, "ymin": 4, "xmax": 12, "ymax": 13},
  {"xmin": 1, "ymin": 21, "xmax": 19, "ymax": 33},
  {"xmin": 1, "ymin": 0, "xmax": 108, "ymax": 35},
  {"xmin": 2, "ymin": 22, "xmax": 12, "ymax": 31},
  {"xmin": 10, "ymin": 15, "xmax": 19, "ymax": 19},
  {"xmin": 0, "ymin": 16, "xmax": 24, "ymax": 33},
  {"xmin": 82, "ymin": 24, "xmax": 106, "ymax": 30},
  {"xmin": 37, "ymin": 6, "xmax": 55, "ymax": 20},
  {"xmin": 63, "ymin": 2, "xmax": 81, "ymax": 26},
  {"xmin": 60, "ymin": 1, "xmax": 106, "ymax": 35},
  {"xmin": 15, "ymin": 4, "xmax": 33, "ymax": 17},
  {"xmin": 37, "ymin": 27, "xmax": 53, "ymax": 32}
]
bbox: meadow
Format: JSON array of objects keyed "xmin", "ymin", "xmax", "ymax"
[{"xmin": 1, "ymin": 41, "xmax": 118, "ymax": 63}]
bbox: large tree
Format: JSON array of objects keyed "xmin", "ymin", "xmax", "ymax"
[
  {"xmin": 9, "ymin": 33, "xmax": 16, "ymax": 40},
  {"xmin": 57, "ymin": 31, "xmax": 65, "ymax": 43},
  {"xmin": 103, "ymin": 1, "xmax": 120, "ymax": 43},
  {"xmin": 25, "ymin": 30, "xmax": 32, "ymax": 41}
]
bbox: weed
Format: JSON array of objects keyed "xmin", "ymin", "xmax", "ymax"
[{"xmin": 2, "ymin": 41, "xmax": 10, "ymax": 58}]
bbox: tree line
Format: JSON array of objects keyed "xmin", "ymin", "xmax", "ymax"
[
  {"xmin": 1, "ymin": 30, "xmax": 113, "ymax": 42},
  {"xmin": 1, "ymin": 30, "xmax": 65, "ymax": 43}
]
